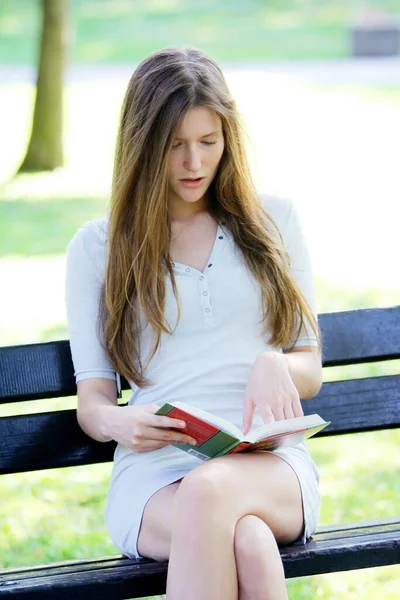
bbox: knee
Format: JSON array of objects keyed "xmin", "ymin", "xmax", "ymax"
[
  {"xmin": 234, "ymin": 514, "xmax": 277, "ymax": 562},
  {"xmin": 234, "ymin": 515, "xmax": 287, "ymax": 600},
  {"xmin": 175, "ymin": 460, "xmax": 229, "ymax": 508},
  {"xmin": 173, "ymin": 461, "xmax": 232, "ymax": 514}
]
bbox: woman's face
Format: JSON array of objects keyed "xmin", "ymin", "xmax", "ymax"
[{"xmin": 168, "ymin": 106, "xmax": 224, "ymax": 214}]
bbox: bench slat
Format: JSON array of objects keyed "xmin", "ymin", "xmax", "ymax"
[
  {"xmin": 304, "ymin": 373, "xmax": 400, "ymax": 434},
  {"xmin": 281, "ymin": 518, "xmax": 400, "ymax": 578},
  {"xmin": 316, "ymin": 515, "xmax": 400, "ymax": 534},
  {"xmin": 318, "ymin": 305, "xmax": 400, "ymax": 366},
  {"xmin": 0, "ymin": 374, "xmax": 398, "ymax": 475},
  {"xmin": 0, "ymin": 341, "xmax": 75, "ymax": 403},
  {"xmin": 0, "ymin": 519, "xmax": 399, "ymax": 598},
  {"xmin": 0, "ymin": 558, "xmax": 167, "ymax": 600},
  {"xmin": 1, "ymin": 306, "xmax": 399, "ymax": 404}
]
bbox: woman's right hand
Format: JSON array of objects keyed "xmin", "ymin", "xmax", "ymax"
[{"xmin": 104, "ymin": 403, "xmax": 198, "ymax": 453}]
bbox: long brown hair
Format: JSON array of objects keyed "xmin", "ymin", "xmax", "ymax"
[{"xmin": 100, "ymin": 46, "xmax": 321, "ymax": 387}]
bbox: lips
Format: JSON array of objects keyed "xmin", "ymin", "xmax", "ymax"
[{"xmin": 179, "ymin": 177, "xmax": 205, "ymax": 188}]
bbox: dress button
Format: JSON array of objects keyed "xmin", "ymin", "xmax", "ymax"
[
  {"xmin": 208, "ymin": 263, "xmax": 212, "ymax": 268},
  {"xmin": 203, "ymin": 291, "xmax": 208, "ymax": 296},
  {"xmin": 199, "ymin": 276, "xmax": 204, "ymax": 281},
  {"xmin": 205, "ymin": 308, "xmax": 210, "ymax": 313},
  {"xmin": 219, "ymin": 236, "xmax": 223, "ymax": 240},
  {"xmin": 185, "ymin": 267, "xmax": 190, "ymax": 273}
]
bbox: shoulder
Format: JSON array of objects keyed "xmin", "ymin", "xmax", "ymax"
[
  {"xmin": 257, "ymin": 193, "xmax": 294, "ymax": 236},
  {"xmin": 67, "ymin": 215, "xmax": 108, "ymax": 250},
  {"xmin": 66, "ymin": 215, "xmax": 109, "ymax": 278}
]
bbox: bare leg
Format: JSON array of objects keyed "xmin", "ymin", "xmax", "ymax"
[
  {"xmin": 137, "ymin": 479, "xmax": 183, "ymax": 560},
  {"xmin": 166, "ymin": 452, "xmax": 303, "ymax": 600},
  {"xmin": 235, "ymin": 515, "xmax": 288, "ymax": 600},
  {"xmin": 167, "ymin": 475, "xmax": 239, "ymax": 600}
]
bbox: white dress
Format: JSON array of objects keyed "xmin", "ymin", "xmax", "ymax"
[{"xmin": 65, "ymin": 194, "xmax": 321, "ymax": 559}]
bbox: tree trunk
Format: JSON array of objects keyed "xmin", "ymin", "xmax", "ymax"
[{"xmin": 18, "ymin": 0, "xmax": 68, "ymax": 172}]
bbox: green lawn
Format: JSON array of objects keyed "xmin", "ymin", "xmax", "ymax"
[{"xmin": 1, "ymin": 0, "xmax": 400, "ymax": 64}]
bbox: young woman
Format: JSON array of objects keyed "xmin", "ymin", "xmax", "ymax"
[{"xmin": 65, "ymin": 46, "xmax": 323, "ymax": 600}]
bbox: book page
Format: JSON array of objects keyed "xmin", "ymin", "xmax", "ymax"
[
  {"xmin": 227, "ymin": 423, "xmax": 329, "ymax": 454},
  {"xmin": 245, "ymin": 414, "xmax": 328, "ymax": 443}
]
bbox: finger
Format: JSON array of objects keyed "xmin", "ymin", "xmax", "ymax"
[
  {"xmin": 133, "ymin": 435, "xmax": 196, "ymax": 454},
  {"xmin": 292, "ymin": 396, "xmax": 304, "ymax": 418},
  {"xmin": 143, "ymin": 405, "xmax": 186, "ymax": 428},
  {"xmin": 260, "ymin": 406, "xmax": 275, "ymax": 424},
  {"xmin": 283, "ymin": 403, "xmax": 295, "ymax": 420},
  {"xmin": 242, "ymin": 390, "xmax": 255, "ymax": 433},
  {"xmin": 143, "ymin": 413, "xmax": 186, "ymax": 430},
  {"xmin": 146, "ymin": 425, "xmax": 196, "ymax": 445},
  {"xmin": 272, "ymin": 407, "xmax": 285, "ymax": 422},
  {"xmin": 243, "ymin": 403, "xmax": 255, "ymax": 434}
]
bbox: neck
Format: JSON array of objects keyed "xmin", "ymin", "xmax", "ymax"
[{"xmin": 169, "ymin": 196, "xmax": 208, "ymax": 224}]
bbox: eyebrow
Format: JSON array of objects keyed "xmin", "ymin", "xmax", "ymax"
[{"xmin": 174, "ymin": 130, "xmax": 221, "ymax": 140}]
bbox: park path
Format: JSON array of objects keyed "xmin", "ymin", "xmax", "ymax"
[{"xmin": 1, "ymin": 57, "xmax": 400, "ymax": 85}]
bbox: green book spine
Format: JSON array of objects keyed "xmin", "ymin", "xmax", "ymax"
[
  {"xmin": 213, "ymin": 440, "xmax": 242, "ymax": 458},
  {"xmin": 156, "ymin": 403, "xmax": 176, "ymax": 416},
  {"xmin": 173, "ymin": 431, "xmax": 239, "ymax": 460}
]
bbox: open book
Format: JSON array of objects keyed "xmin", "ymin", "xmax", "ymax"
[{"xmin": 156, "ymin": 401, "xmax": 330, "ymax": 461}]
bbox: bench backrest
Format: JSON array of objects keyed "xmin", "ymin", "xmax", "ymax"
[{"xmin": 1, "ymin": 306, "xmax": 399, "ymax": 475}]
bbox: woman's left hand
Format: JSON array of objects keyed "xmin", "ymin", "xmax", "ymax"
[{"xmin": 242, "ymin": 351, "xmax": 303, "ymax": 434}]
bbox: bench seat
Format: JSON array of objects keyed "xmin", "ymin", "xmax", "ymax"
[{"xmin": 1, "ymin": 518, "xmax": 399, "ymax": 599}]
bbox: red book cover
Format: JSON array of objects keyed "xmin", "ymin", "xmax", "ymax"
[{"xmin": 166, "ymin": 406, "xmax": 221, "ymax": 445}]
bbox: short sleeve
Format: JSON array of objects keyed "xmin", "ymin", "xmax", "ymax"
[
  {"xmin": 280, "ymin": 200, "xmax": 319, "ymax": 351},
  {"xmin": 65, "ymin": 220, "xmax": 116, "ymax": 383}
]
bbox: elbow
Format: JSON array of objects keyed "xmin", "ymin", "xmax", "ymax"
[
  {"xmin": 299, "ymin": 356, "xmax": 323, "ymax": 400},
  {"xmin": 303, "ymin": 371, "xmax": 323, "ymax": 400},
  {"xmin": 76, "ymin": 404, "xmax": 91, "ymax": 437},
  {"xmin": 76, "ymin": 406, "xmax": 86, "ymax": 430},
  {"xmin": 286, "ymin": 349, "xmax": 323, "ymax": 400}
]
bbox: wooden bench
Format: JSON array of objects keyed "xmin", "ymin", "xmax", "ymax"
[{"xmin": 1, "ymin": 305, "xmax": 399, "ymax": 599}]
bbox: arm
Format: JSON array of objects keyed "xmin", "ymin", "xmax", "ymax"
[
  {"xmin": 76, "ymin": 377, "xmax": 197, "ymax": 449},
  {"xmin": 65, "ymin": 225, "xmax": 125, "ymax": 441},
  {"xmin": 242, "ymin": 198, "xmax": 322, "ymax": 432},
  {"xmin": 65, "ymin": 223, "xmax": 197, "ymax": 451},
  {"xmin": 283, "ymin": 346, "xmax": 323, "ymax": 400},
  {"xmin": 76, "ymin": 378, "xmax": 119, "ymax": 443},
  {"xmin": 242, "ymin": 347, "xmax": 322, "ymax": 433}
]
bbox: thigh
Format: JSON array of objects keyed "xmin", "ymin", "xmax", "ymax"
[
  {"xmin": 137, "ymin": 478, "xmax": 183, "ymax": 560},
  {"xmin": 179, "ymin": 452, "xmax": 304, "ymax": 545}
]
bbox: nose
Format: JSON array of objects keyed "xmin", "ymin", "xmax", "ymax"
[{"xmin": 183, "ymin": 146, "xmax": 202, "ymax": 173}]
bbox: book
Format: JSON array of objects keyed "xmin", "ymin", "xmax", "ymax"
[{"xmin": 155, "ymin": 401, "xmax": 330, "ymax": 461}]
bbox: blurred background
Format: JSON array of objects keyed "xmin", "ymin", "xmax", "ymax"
[{"xmin": 0, "ymin": 1, "xmax": 399, "ymax": 598}]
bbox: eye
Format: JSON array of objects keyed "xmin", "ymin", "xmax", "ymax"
[
  {"xmin": 202, "ymin": 141, "xmax": 217, "ymax": 146},
  {"xmin": 172, "ymin": 142, "xmax": 182, "ymax": 149}
]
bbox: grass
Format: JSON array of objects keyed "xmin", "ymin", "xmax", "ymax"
[
  {"xmin": 0, "ymin": 72, "xmax": 399, "ymax": 597},
  {"xmin": 0, "ymin": 195, "xmax": 105, "ymax": 256},
  {"xmin": 1, "ymin": 0, "xmax": 400, "ymax": 64}
]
